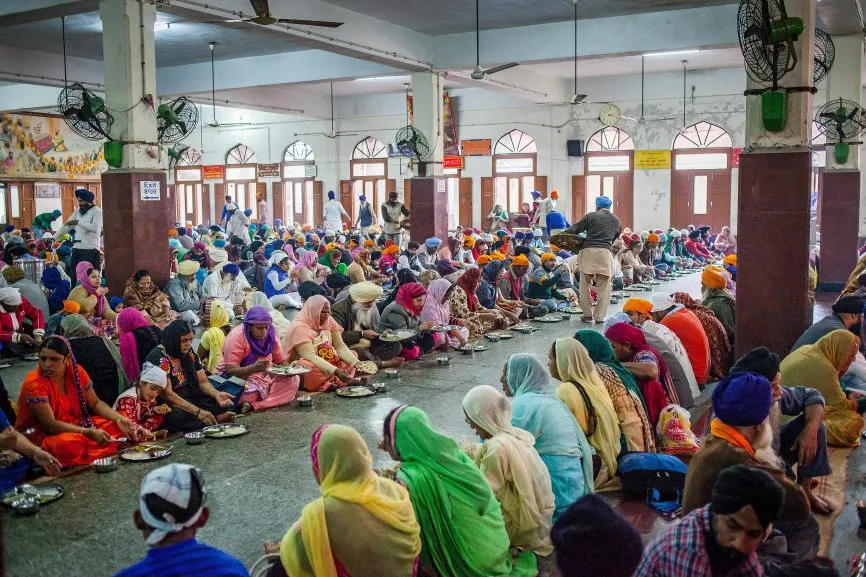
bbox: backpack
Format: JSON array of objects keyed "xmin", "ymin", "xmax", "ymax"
[{"xmin": 617, "ymin": 452, "xmax": 688, "ymax": 515}]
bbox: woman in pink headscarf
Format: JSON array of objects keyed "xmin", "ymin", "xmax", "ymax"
[
  {"xmin": 117, "ymin": 307, "xmax": 152, "ymax": 381},
  {"xmin": 67, "ymin": 261, "xmax": 117, "ymax": 338},
  {"xmin": 419, "ymin": 279, "xmax": 468, "ymax": 349},
  {"xmin": 294, "ymin": 250, "xmax": 329, "ymax": 286},
  {"xmin": 281, "ymin": 295, "xmax": 360, "ymax": 392}
]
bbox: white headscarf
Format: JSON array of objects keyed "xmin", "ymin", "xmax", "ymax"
[
  {"xmin": 268, "ymin": 250, "xmax": 289, "ymax": 267},
  {"xmin": 139, "ymin": 464, "xmax": 206, "ymax": 546},
  {"xmin": 0, "ymin": 287, "xmax": 22, "ymax": 306}
]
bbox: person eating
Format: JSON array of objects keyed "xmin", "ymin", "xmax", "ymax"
[
  {"xmin": 113, "ymin": 362, "xmax": 171, "ymax": 438},
  {"xmin": 0, "ymin": 286, "xmax": 45, "ymax": 358},
  {"xmin": 201, "ymin": 263, "xmax": 248, "ymax": 318},
  {"xmin": 165, "ymin": 260, "xmax": 203, "ymax": 327},
  {"xmin": 329, "ymin": 281, "xmax": 404, "ymax": 365},
  {"xmin": 378, "ymin": 282, "xmax": 436, "ymax": 359},
  {"xmin": 68, "ymin": 261, "xmax": 117, "ymax": 336},
  {"xmin": 122, "ymin": 270, "xmax": 179, "ymax": 328}
]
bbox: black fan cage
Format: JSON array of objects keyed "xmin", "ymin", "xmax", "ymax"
[
  {"xmin": 395, "ymin": 126, "xmax": 430, "ymax": 159},
  {"xmin": 158, "ymin": 97, "xmax": 199, "ymax": 144},
  {"xmin": 813, "ymin": 29, "xmax": 835, "ymax": 85},
  {"xmin": 738, "ymin": 0, "xmax": 796, "ymax": 84},
  {"xmin": 57, "ymin": 83, "xmax": 113, "ymax": 141},
  {"xmin": 816, "ymin": 98, "xmax": 866, "ymax": 142}
]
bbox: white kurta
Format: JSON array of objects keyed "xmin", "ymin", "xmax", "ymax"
[
  {"xmin": 227, "ymin": 212, "xmax": 249, "ymax": 242},
  {"xmin": 322, "ymin": 200, "xmax": 349, "ymax": 233}
]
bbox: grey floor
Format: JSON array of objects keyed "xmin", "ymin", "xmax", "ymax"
[{"xmin": 1, "ymin": 274, "xmax": 861, "ymax": 576}]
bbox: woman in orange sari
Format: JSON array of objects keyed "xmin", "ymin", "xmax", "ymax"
[{"xmin": 15, "ymin": 336, "xmax": 149, "ymax": 467}]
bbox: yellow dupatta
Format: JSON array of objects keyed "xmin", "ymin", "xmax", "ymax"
[{"xmin": 781, "ymin": 330, "xmax": 858, "ymax": 409}]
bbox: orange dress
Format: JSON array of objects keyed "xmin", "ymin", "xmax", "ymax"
[
  {"xmin": 661, "ymin": 308, "xmax": 711, "ymax": 386},
  {"xmin": 16, "ymin": 365, "xmax": 123, "ymax": 467}
]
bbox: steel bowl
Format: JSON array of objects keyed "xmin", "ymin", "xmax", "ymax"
[
  {"xmin": 384, "ymin": 368, "xmax": 400, "ymax": 379},
  {"xmin": 486, "ymin": 334, "xmax": 501, "ymax": 342},
  {"xmin": 92, "ymin": 457, "xmax": 118, "ymax": 473},
  {"xmin": 436, "ymin": 356, "xmax": 451, "ymax": 365},
  {"xmin": 184, "ymin": 431, "xmax": 206, "ymax": 445},
  {"xmin": 298, "ymin": 395, "xmax": 314, "ymax": 407},
  {"xmin": 372, "ymin": 383, "xmax": 388, "ymax": 393},
  {"xmin": 12, "ymin": 496, "xmax": 40, "ymax": 516}
]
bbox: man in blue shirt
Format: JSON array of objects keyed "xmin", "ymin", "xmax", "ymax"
[
  {"xmin": 115, "ymin": 463, "xmax": 249, "ymax": 577},
  {"xmin": 221, "ymin": 195, "xmax": 233, "ymax": 229}
]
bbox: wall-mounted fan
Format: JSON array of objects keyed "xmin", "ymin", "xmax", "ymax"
[
  {"xmin": 207, "ymin": 0, "xmax": 342, "ymax": 28},
  {"xmin": 167, "ymin": 144, "xmax": 189, "ymax": 169},
  {"xmin": 737, "ymin": 0, "xmax": 804, "ymax": 131},
  {"xmin": 815, "ymin": 97, "xmax": 866, "ymax": 164},
  {"xmin": 813, "ymin": 28, "xmax": 835, "ymax": 85},
  {"xmin": 57, "ymin": 83, "xmax": 114, "ymax": 140},
  {"xmin": 395, "ymin": 126, "xmax": 431, "ymax": 175},
  {"xmin": 158, "ymin": 96, "xmax": 199, "ymax": 143},
  {"xmin": 470, "ymin": 0, "xmax": 518, "ymax": 80}
]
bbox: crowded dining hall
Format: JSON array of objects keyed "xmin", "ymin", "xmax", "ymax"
[{"xmin": 1, "ymin": 0, "xmax": 865, "ymax": 576}]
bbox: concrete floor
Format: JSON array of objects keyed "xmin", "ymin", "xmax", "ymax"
[{"xmin": 0, "ymin": 274, "xmax": 861, "ymax": 576}]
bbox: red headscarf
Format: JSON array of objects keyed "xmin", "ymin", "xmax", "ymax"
[
  {"xmin": 604, "ymin": 322, "xmax": 671, "ymax": 385},
  {"xmin": 457, "ymin": 268, "xmax": 482, "ymax": 311},
  {"xmin": 395, "ymin": 282, "xmax": 427, "ymax": 316}
]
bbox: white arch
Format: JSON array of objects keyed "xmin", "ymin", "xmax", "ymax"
[
  {"xmin": 673, "ymin": 121, "xmax": 733, "ymax": 149},
  {"xmin": 585, "ymin": 126, "xmax": 635, "ymax": 152},
  {"xmin": 493, "ymin": 129, "xmax": 537, "ymax": 154},
  {"xmin": 352, "ymin": 137, "xmax": 388, "ymax": 159},
  {"xmin": 284, "ymin": 141, "xmax": 315, "ymax": 162},
  {"xmin": 226, "ymin": 143, "xmax": 257, "ymax": 164}
]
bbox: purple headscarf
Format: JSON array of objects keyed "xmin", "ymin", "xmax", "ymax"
[
  {"xmin": 436, "ymin": 260, "xmax": 456, "ymax": 277},
  {"xmin": 241, "ymin": 306, "xmax": 275, "ymax": 366}
]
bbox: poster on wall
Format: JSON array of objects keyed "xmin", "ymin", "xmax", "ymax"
[
  {"xmin": 35, "ymin": 182, "xmax": 61, "ymax": 198},
  {"xmin": 405, "ymin": 92, "xmax": 459, "ymax": 156},
  {"xmin": 634, "ymin": 150, "xmax": 672, "ymax": 170},
  {"xmin": 202, "ymin": 165, "xmax": 225, "ymax": 180},
  {"xmin": 0, "ymin": 112, "xmax": 106, "ymax": 178}
]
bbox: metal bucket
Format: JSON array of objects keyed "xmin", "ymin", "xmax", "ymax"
[{"xmin": 13, "ymin": 259, "xmax": 45, "ymax": 283}]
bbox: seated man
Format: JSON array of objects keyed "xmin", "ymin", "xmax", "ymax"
[
  {"xmin": 639, "ymin": 465, "xmax": 784, "ymax": 577},
  {"xmin": 498, "ymin": 254, "xmax": 547, "ymax": 319},
  {"xmin": 701, "ymin": 265, "xmax": 736, "ymax": 343},
  {"xmin": 0, "ymin": 287, "xmax": 45, "ymax": 357},
  {"xmin": 526, "ymin": 252, "xmax": 572, "ymax": 313},
  {"xmin": 685, "ymin": 229, "xmax": 713, "ymax": 262},
  {"xmin": 649, "ymin": 292, "xmax": 711, "ymax": 386},
  {"xmin": 683, "ymin": 373, "xmax": 822, "ymax": 576},
  {"xmin": 730, "ymin": 347, "xmax": 831, "ymax": 514},
  {"xmin": 165, "ymin": 260, "xmax": 203, "ymax": 326},
  {"xmin": 328, "ymin": 281, "xmax": 403, "ymax": 367},
  {"xmin": 115, "ymin": 463, "xmax": 249, "ymax": 577},
  {"xmin": 791, "ymin": 294, "xmax": 863, "ymax": 351}
]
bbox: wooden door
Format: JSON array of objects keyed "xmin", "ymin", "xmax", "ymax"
[
  {"xmin": 670, "ymin": 150, "xmax": 732, "ymax": 230},
  {"xmin": 20, "ymin": 182, "xmax": 35, "ymax": 231},
  {"xmin": 313, "ymin": 181, "xmax": 324, "ymax": 226},
  {"xmin": 480, "ymin": 177, "xmax": 494, "ymax": 229},
  {"xmin": 584, "ymin": 151, "xmax": 634, "ymax": 230},
  {"xmin": 271, "ymin": 182, "xmax": 284, "ymax": 225},
  {"xmin": 459, "ymin": 177, "xmax": 473, "ymax": 228},
  {"xmin": 670, "ymin": 171, "xmax": 691, "ymax": 229},
  {"xmin": 709, "ymin": 171, "xmax": 731, "ymax": 231},
  {"xmin": 255, "ymin": 182, "xmax": 266, "ymax": 222},
  {"xmin": 403, "ymin": 179, "xmax": 411, "ymax": 210},
  {"xmin": 339, "ymin": 180, "xmax": 353, "ymax": 223},
  {"xmin": 571, "ymin": 175, "xmax": 585, "ymax": 224},
  {"xmin": 534, "ymin": 176, "xmax": 547, "ymax": 196},
  {"xmin": 613, "ymin": 171, "xmax": 633, "ymax": 230},
  {"xmin": 214, "ymin": 183, "xmax": 226, "ymax": 226}
]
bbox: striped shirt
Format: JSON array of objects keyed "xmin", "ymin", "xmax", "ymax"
[{"xmin": 113, "ymin": 538, "xmax": 249, "ymax": 577}]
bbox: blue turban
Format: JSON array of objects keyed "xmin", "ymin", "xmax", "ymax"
[
  {"xmin": 328, "ymin": 190, "xmax": 336, "ymax": 200},
  {"xmin": 51, "ymin": 210, "xmax": 62, "ymax": 219},
  {"xmin": 244, "ymin": 209, "xmax": 253, "ymax": 217},
  {"xmin": 514, "ymin": 231, "xmax": 526, "ymax": 240},
  {"xmin": 74, "ymin": 188, "xmax": 95, "ymax": 202},
  {"xmin": 274, "ymin": 218, "xmax": 282, "ymax": 227},
  {"xmin": 222, "ymin": 263, "xmax": 241, "ymax": 276},
  {"xmin": 425, "ymin": 237, "xmax": 442, "ymax": 248},
  {"xmin": 596, "ymin": 196, "xmax": 612, "ymax": 209},
  {"xmin": 4, "ymin": 226, "xmax": 13, "ymax": 233},
  {"xmin": 531, "ymin": 190, "xmax": 541, "ymax": 199},
  {"xmin": 712, "ymin": 373, "xmax": 773, "ymax": 426},
  {"xmin": 177, "ymin": 227, "xmax": 187, "ymax": 236},
  {"xmin": 213, "ymin": 239, "xmax": 227, "ymax": 248},
  {"xmin": 109, "ymin": 296, "xmax": 123, "ymax": 311},
  {"xmin": 168, "ymin": 238, "xmax": 181, "ymax": 249},
  {"xmin": 359, "ymin": 194, "xmax": 366, "ymax": 202},
  {"xmin": 557, "ymin": 250, "xmax": 572, "ymax": 259}
]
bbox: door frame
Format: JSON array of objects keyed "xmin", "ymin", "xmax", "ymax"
[
  {"xmin": 583, "ymin": 150, "xmax": 634, "ymax": 229},
  {"xmin": 669, "ymin": 148, "xmax": 732, "ymax": 231}
]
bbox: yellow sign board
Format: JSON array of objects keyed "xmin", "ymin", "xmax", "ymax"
[{"xmin": 634, "ymin": 150, "xmax": 672, "ymax": 170}]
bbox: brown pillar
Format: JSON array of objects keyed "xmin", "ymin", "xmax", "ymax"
[
  {"xmin": 408, "ymin": 177, "xmax": 449, "ymax": 242},
  {"xmin": 735, "ymin": 151, "xmax": 813, "ymax": 356},
  {"xmin": 818, "ymin": 170, "xmax": 861, "ymax": 290},
  {"xmin": 102, "ymin": 171, "xmax": 173, "ymax": 290}
]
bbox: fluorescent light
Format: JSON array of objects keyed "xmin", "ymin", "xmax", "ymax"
[
  {"xmin": 355, "ymin": 76, "xmax": 410, "ymax": 82},
  {"xmin": 643, "ymin": 49, "xmax": 701, "ymax": 57}
]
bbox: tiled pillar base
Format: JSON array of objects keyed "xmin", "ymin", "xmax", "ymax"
[
  {"xmin": 735, "ymin": 150, "xmax": 813, "ymax": 357},
  {"xmin": 408, "ymin": 177, "xmax": 449, "ymax": 242},
  {"xmin": 101, "ymin": 171, "xmax": 172, "ymax": 291},
  {"xmin": 818, "ymin": 170, "xmax": 860, "ymax": 291}
]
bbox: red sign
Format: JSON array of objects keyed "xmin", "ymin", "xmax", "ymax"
[
  {"xmin": 461, "ymin": 139, "xmax": 491, "ymax": 156},
  {"xmin": 731, "ymin": 148, "xmax": 743, "ymax": 168},
  {"xmin": 202, "ymin": 165, "xmax": 224, "ymax": 180},
  {"xmin": 257, "ymin": 163, "xmax": 280, "ymax": 178},
  {"xmin": 443, "ymin": 155, "xmax": 464, "ymax": 170}
]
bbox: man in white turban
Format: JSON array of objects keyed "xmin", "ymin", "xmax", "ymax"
[
  {"xmin": 0, "ymin": 287, "xmax": 45, "ymax": 357},
  {"xmin": 329, "ymin": 281, "xmax": 403, "ymax": 366},
  {"xmin": 165, "ymin": 260, "xmax": 203, "ymax": 326}
]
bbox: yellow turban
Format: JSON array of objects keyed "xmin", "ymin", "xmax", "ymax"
[
  {"xmin": 349, "ymin": 281, "xmax": 383, "ymax": 303},
  {"xmin": 463, "ymin": 237, "xmax": 476, "ymax": 248},
  {"xmin": 511, "ymin": 254, "xmax": 529, "ymax": 267},
  {"xmin": 476, "ymin": 255, "xmax": 491, "ymax": 266},
  {"xmin": 702, "ymin": 266, "xmax": 727, "ymax": 290},
  {"xmin": 168, "ymin": 228, "xmax": 178, "ymax": 236},
  {"xmin": 490, "ymin": 251, "xmax": 505, "ymax": 261},
  {"xmin": 622, "ymin": 298, "xmax": 653, "ymax": 316},
  {"xmin": 178, "ymin": 260, "xmax": 201, "ymax": 276},
  {"xmin": 326, "ymin": 242, "xmax": 341, "ymax": 251},
  {"xmin": 723, "ymin": 254, "xmax": 737, "ymax": 266},
  {"xmin": 541, "ymin": 252, "xmax": 556, "ymax": 263}
]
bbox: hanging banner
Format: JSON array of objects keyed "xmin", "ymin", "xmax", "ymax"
[
  {"xmin": 634, "ymin": 150, "xmax": 672, "ymax": 170},
  {"xmin": 461, "ymin": 139, "xmax": 491, "ymax": 156},
  {"xmin": 405, "ymin": 91, "xmax": 459, "ymax": 156},
  {"xmin": 202, "ymin": 165, "xmax": 225, "ymax": 180},
  {"xmin": 257, "ymin": 163, "xmax": 280, "ymax": 178}
]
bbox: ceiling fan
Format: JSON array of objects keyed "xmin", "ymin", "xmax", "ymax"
[
  {"xmin": 470, "ymin": 0, "xmax": 519, "ymax": 80},
  {"xmin": 321, "ymin": 83, "xmax": 358, "ymax": 139},
  {"xmin": 205, "ymin": 42, "xmax": 251, "ymax": 128},
  {"xmin": 211, "ymin": 0, "xmax": 343, "ymax": 28},
  {"xmin": 560, "ymin": 0, "xmax": 586, "ymax": 105},
  {"xmin": 619, "ymin": 55, "xmax": 677, "ymax": 123}
]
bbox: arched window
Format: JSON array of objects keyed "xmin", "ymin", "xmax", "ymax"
[
  {"xmin": 284, "ymin": 141, "xmax": 315, "ymax": 162},
  {"xmin": 673, "ymin": 121, "xmax": 732, "ymax": 149},
  {"xmin": 226, "ymin": 143, "xmax": 257, "ymax": 164},
  {"xmin": 283, "ymin": 141, "xmax": 318, "ymax": 226},
  {"xmin": 352, "ymin": 137, "xmax": 387, "ymax": 159},
  {"xmin": 493, "ymin": 129, "xmax": 537, "ymax": 154},
  {"xmin": 177, "ymin": 147, "xmax": 202, "ymax": 166},
  {"xmin": 586, "ymin": 127, "xmax": 635, "ymax": 152}
]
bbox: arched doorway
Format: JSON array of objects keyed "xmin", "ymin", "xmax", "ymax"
[
  {"xmin": 481, "ymin": 130, "xmax": 546, "ymax": 231},
  {"xmin": 670, "ymin": 121, "xmax": 733, "ymax": 231},
  {"xmin": 576, "ymin": 126, "xmax": 635, "ymax": 228},
  {"xmin": 281, "ymin": 141, "xmax": 322, "ymax": 227},
  {"xmin": 341, "ymin": 137, "xmax": 394, "ymax": 223},
  {"xmin": 174, "ymin": 147, "xmax": 204, "ymax": 226},
  {"xmin": 225, "ymin": 143, "xmax": 260, "ymax": 218}
]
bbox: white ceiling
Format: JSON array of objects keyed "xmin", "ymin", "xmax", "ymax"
[{"xmin": 289, "ymin": 77, "xmax": 462, "ymax": 97}]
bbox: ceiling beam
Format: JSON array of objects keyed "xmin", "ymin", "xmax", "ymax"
[
  {"xmin": 0, "ymin": 45, "xmax": 104, "ymax": 89},
  {"xmin": 0, "ymin": 0, "xmax": 96, "ymax": 27}
]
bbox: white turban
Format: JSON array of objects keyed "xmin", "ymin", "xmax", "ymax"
[
  {"xmin": 349, "ymin": 281, "xmax": 383, "ymax": 303},
  {"xmin": 268, "ymin": 250, "xmax": 288, "ymax": 267},
  {"xmin": 208, "ymin": 247, "xmax": 228, "ymax": 263},
  {"xmin": 649, "ymin": 292, "xmax": 676, "ymax": 312},
  {"xmin": 0, "ymin": 287, "xmax": 22, "ymax": 306}
]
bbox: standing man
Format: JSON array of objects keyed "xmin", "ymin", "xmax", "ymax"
[
  {"xmin": 56, "ymin": 188, "xmax": 103, "ymax": 274},
  {"xmin": 355, "ymin": 194, "xmax": 376, "ymax": 236},
  {"xmin": 322, "ymin": 191, "xmax": 350, "ymax": 235},
  {"xmin": 31, "ymin": 209, "xmax": 62, "ymax": 238},
  {"xmin": 225, "ymin": 204, "xmax": 248, "ymax": 244},
  {"xmin": 531, "ymin": 189, "xmax": 557, "ymax": 241},
  {"xmin": 256, "ymin": 192, "xmax": 269, "ymax": 232},
  {"xmin": 220, "ymin": 195, "xmax": 233, "ymax": 229},
  {"xmin": 568, "ymin": 196, "xmax": 620, "ymax": 324},
  {"xmin": 381, "ymin": 191, "xmax": 410, "ymax": 246}
]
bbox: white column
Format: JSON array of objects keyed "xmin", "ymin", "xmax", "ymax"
[
  {"xmin": 99, "ymin": 0, "xmax": 160, "ymax": 170},
  {"xmin": 826, "ymin": 35, "xmax": 864, "ymax": 169},
  {"xmin": 410, "ymin": 72, "xmax": 445, "ymax": 176}
]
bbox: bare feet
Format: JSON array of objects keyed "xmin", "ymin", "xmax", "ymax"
[
  {"xmin": 216, "ymin": 412, "xmax": 237, "ymax": 423},
  {"xmin": 379, "ymin": 358, "xmax": 405, "ymax": 369},
  {"xmin": 804, "ymin": 480, "xmax": 834, "ymax": 515}
]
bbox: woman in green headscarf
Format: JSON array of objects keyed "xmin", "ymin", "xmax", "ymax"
[
  {"xmin": 59, "ymin": 314, "xmax": 129, "ymax": 405},
  {"xmin": 381, "ymin": 405, "xmax": 537, "ymax": 577},
  {"xmin": 573, "ymin": 330, "xmax": 656, "ymax": 453},
  {"xmin": 319, "ymin": 249, "xmax": 342, "ymax": 270}
]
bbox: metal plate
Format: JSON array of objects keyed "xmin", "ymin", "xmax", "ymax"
[
  {"xmin": 486, "ymin": 332, "xmax": 514, "ymax": 340},
  {"xmin": 119, "ymin": 443, "xmax": 174, "ymax": 461},
  {"xmin": 1, "ymin": 483, "xmax": 64, "ymax": 508},
  {"xmin": 202, "ymin": 423, "xmax": 250, "ymax": 439},
  {"xmin": 648, "ymin": 280, "xmax": 662, "ymax": 285},
  {"xmin": 354, "ymin": 360, "xmax": 378, "ymax": 375},
  {"xmin": 379, "ymin": 329, "xmax": 417, "ymax": 342},
  {"xmin": 269, "ymin": 364, "xmax": 312, "ymax": 376},
  {"xmin": 561, "ymin": 307, "xmax": 584, "ymax": 315},
  {"xmin": 335, "ymin": 386, "xmax": 376, "ymax": 398},
  {"xmin": 430, "ymin": 324, "xmax": 461, "ymax": 332},
  {"xmin": 535, "ymin": 315, "xmax": 563, "ymax": 323},
  {"xmin": 512, "ymin": 324, "xmax": 537, "ymax": 333}
]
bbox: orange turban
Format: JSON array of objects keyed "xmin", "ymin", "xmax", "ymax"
[
  {"xmin": 622, "ymin": 298, "xmax": 652, "ymax": 316},
  {"xmin": 363, "ymin": 239, "xmax": 376, "ymax": 247},
  {"xmin": 476, "ymin": 255, "xmax": 491, "ymax": 266},
  {"xmin": 723, "ymin": 254, "xmax": 737, "ymax": 266},
  {"xmin": 62, "ymin": 300, "xmax": 81, "ymax": 315},
  {"xmin": 168, "ymin": 229, "xmax": 178, "ymax": 236},
  {"xmin": 383, "ymin": 244, "xmax": 400, "ymax": 256},
  {"xmin": 541, "ymin": 252, "xmax": 556, "ymax": 263},
  {"xmin": 702, "ymin": 266, "xmax": 727, "ymax": 290},
  {"xmin": 490, "ymin": 251, "xmax": 505, "ymax": 261},
  {"xmin": 511, "ymin": 254, "xmax": 530, "ymax": 267},
  {"xmin": 646, "ymin": 233, "xmax": 660, "ymax": 243},
  {"xmin": 550, "ymin": 190, "xmax": 559, "ymax": 199},
  {"xmin": 463, "ymin": 237, "xmax": 476, "ymax": 248}
]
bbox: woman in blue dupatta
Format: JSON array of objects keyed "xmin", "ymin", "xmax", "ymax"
[{"xmin": 500, "ymin": 353, "xmax": 594, "ymax": 521}]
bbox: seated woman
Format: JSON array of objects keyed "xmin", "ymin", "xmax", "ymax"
[
  {"xmin": 294, "ymin": 250, "xmax": 329, "ymax": 285},
  {"xmin": 41, "ymin": 266, "xmax": 71, "ymax": 315},
  {"xmin": 145, "ymin": 320, "xmax": 236, "ymax": 432},
  {"xmin": 117, "ymin": 307, "xmax": 162, "ymax": 382},
  {"xmin": 0, "ymin": 287, "xmax": 46, "ymax": 358},
  {"xmin": 713, "ymin": 225, "xmax": 736, "ymax": 255},
  {"xmin": 15, "ymin": 336, "xmax": 145, "ymax": 467},
  {"xmin": 347, "ymin": 249, "xmax": 385, "ymax": 285},
  {"xmin": 502, "ymin": 354, "xmax": 595, "ymax": 521},
  {"xmin": 380, "ymin": 406, "xmax": 537, "ymax": 577},
  {"xmin": 122, "ymin": 270, "xmax": 179, "ymax": 329},
  {"xmin": 60, "ymin": 314, "xmax": 128, "ymax": 406},
  {"xmin": 478, "ymin": 261, "xmax": 523, "ymax": 324},
  {"xmin": 0, "ymin": 397, "xmax": 61, "ymax": 489},
  {"xmin": 603, "ymin": 322, "xmax": 673, "ymax": 427},
  {"xmin": 282, "ymin": 295, "xmax": 361, "ymax": 392},
  {"xmin": 378, "ymin": 282, "xmax": 436, "ymax": 360},
  {"xmin": 196, "ymin": 300, "xmax": 231, "ymax": 374},
  {"xmin": 574, "ymin": 330, "xmax": 656, "ymax": 452},
  {"xmin": 113, "ymin": 362, "xmax": 170, "ymax": 438},
  {"xmin": 264, "ymin": 250, "xmax": 302, "ymax": 309},
  {"xmin": 378, "ymin": 243, "xmax": 400, "ymax": 277},
  {"xmin": 268, "ymin": 424, "xmax": 421, "ymax": 577},
  {"xmin": 781, "ymin": 329, "xmax": 864, "ymax": 447},
  {"xmin": 449, "ymin": 268, "xmax": 508, "ymax": 338},
  {"xmin": 549, "ymin": 338, "xmax": 623, "ymax": 490},
  {"xmin": 183, "ymin": 241, "xmax": 213, "ymax": 271},
  {"xmin": 672, "ymin": 292, "xmax": 733, "ymax": 380},
  {"xmin": 217, "ymin": 306, "xmax": 300, "ymax": 412},
  {"xmin": 420, "ymin": 279, "xmax": 470, "ymax": 349},
  {"xmin": 462, "ymin": 385, "xmax": 555, "ymax": 556},
  {"xmin": 377, "ymin": 269, "xmax": 418, "ymax": 313},
  {"xmin": 68, "ymin": 262, "xmax": 117, "ymax": 337}
]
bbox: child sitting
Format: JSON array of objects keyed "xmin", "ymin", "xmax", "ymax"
[{"xmin": 113, "ymin": 362, "xmax": 171, "ymax": 439}]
